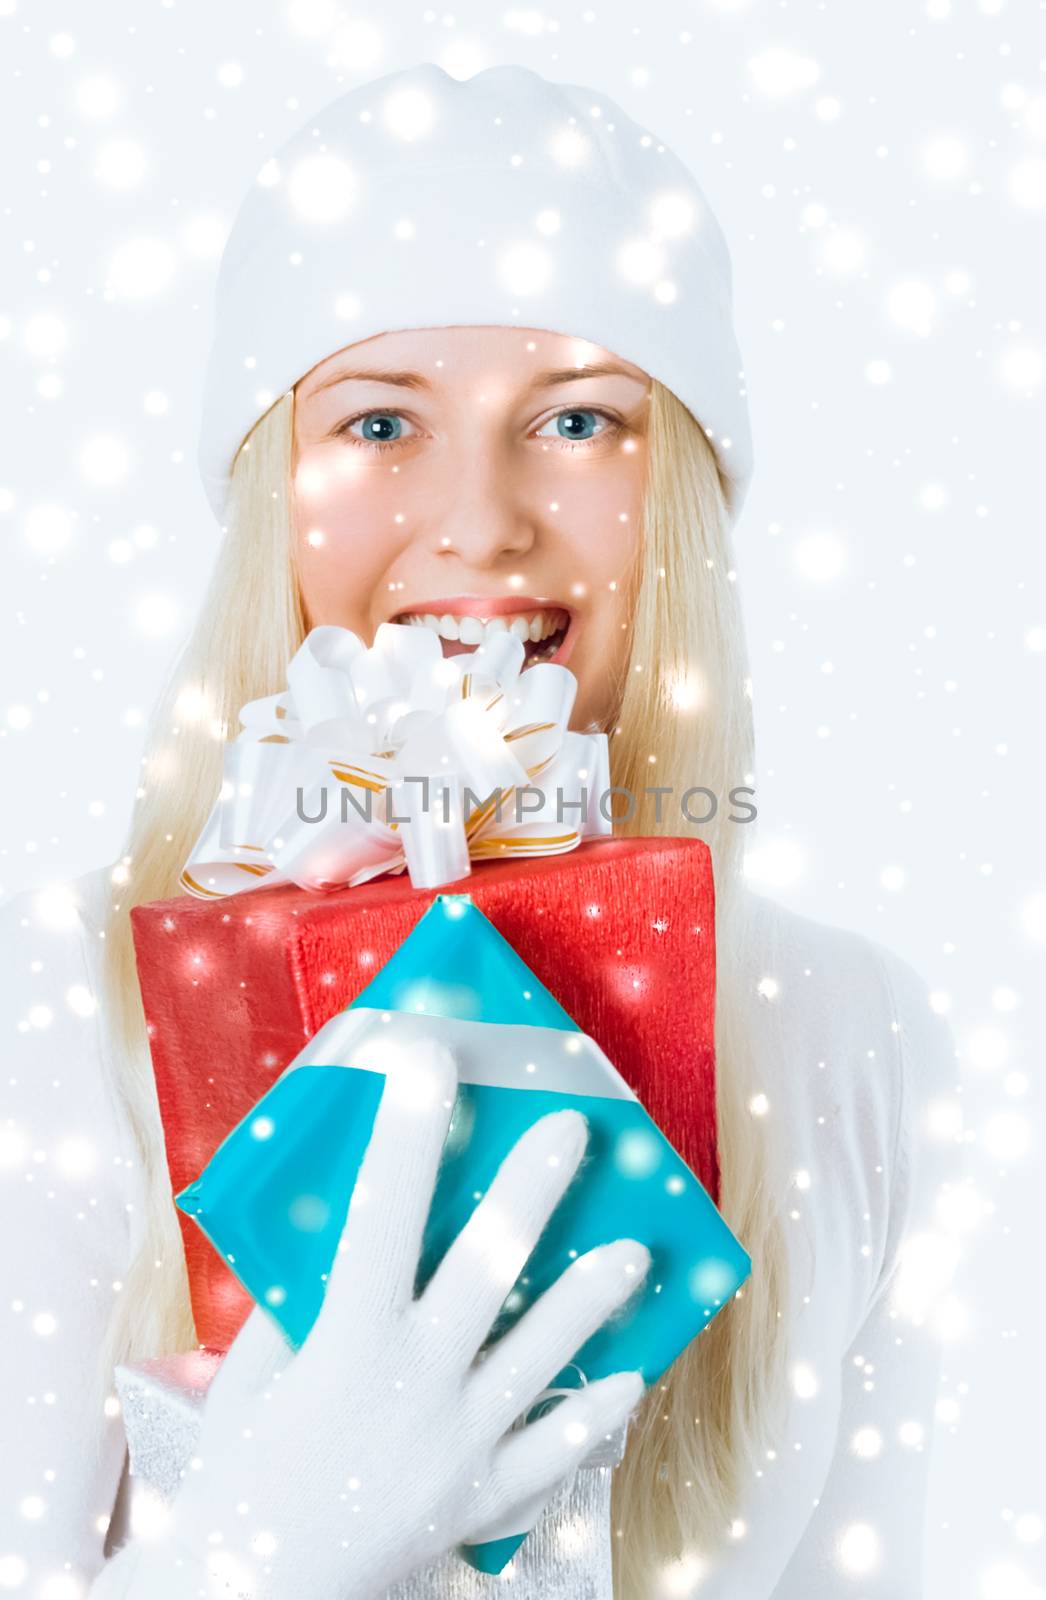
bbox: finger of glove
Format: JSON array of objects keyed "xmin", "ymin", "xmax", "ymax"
[
  {"xmin": 467, "ymin": 1370, "xmax": 645, "ymax": 1540},
  {"xmin": 418, "ymin": 1109, "xmax": 589, "ymax": 1364},
  {"xmin": 313, "ymin": 1035, "xmax": 459, "ymax": 1336},
  {"xmin": 204, "ymin": 1303, "xmax": 295, "ymax": 1415},
  {"xmin": 461, "ymin": 1477, "xmax": 562, "ymax": 1551},
  {"xmin": 469, "ymin": 1237, "xmax": 651, "ymax": 1435}
]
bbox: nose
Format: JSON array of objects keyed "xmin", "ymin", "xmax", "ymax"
[{"xmin": 423, "ymin": 435, "xmax": 538, "ymax": 567}]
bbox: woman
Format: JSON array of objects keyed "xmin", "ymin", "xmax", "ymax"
[{"xmin": 0, "ymin": 62, "xmax": 958, "ymax": 1599}]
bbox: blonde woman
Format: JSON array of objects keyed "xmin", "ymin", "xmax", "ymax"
[{"xmin": 0, "ymin": 63, "xmax": 958, "ymax": 1600}]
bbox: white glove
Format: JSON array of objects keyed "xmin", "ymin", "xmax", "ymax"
[{"xmin": 94, "ymin": 1035, "xmax": 650, "ymax": 1599}]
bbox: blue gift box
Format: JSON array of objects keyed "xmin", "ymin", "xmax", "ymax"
[{"xmin": 176, "ymin": 892, "xmax": 751, "ymax": 1575}]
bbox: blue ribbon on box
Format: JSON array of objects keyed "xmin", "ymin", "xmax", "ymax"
[{"xmin": 176, "ymin": 893, "xmax": 751, "ymax": 1577}]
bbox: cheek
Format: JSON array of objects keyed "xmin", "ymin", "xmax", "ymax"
[
  {"xmin": 549, "ymin": 450, "xmax": 644, "ymax": 590},
  {"xmin": 293, "ymin": 447, "xmax": 404, "ymax": 626},
  {"xmin": 550, "ymin": 452, "xmax": 644, "ymax": 718}
]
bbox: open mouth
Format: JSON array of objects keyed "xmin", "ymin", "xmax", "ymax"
[{"xmin": 391, "ymin": 606, "xmax": 574, "ymax": 670}]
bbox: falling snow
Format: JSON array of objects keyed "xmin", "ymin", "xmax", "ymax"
[{"xmin": 0, "ymin": 1, "xmax": 1042, "ymax": 1597}]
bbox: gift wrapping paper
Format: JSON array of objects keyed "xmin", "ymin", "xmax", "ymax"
[
  {"xmin": 131, "ymin": 836, "xmax": 721, "ymax": 1353},
  {"xmin": 135, "ymin": 849, "xmax": 745, "ymax": 1574}
]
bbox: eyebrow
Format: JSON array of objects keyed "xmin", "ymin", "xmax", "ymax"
[{"xmin": 306, "ymin": 360, "xmax": 645, "ymax": 397}]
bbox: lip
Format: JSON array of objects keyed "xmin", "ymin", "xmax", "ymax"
[{"xmin": 388, "ymin": 595, "xmax": 579, "ymax": 670}]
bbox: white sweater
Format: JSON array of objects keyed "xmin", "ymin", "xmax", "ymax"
[{"xmin": 0, "ymin": 865, "xmax": 960, "ymax": 1597}]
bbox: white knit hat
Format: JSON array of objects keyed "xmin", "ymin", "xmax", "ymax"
[{"xmin": 197, "ymin": 61, "xmax": 754, "ymax": 526}]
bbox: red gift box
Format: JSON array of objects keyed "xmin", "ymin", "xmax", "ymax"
[{"xmin": 131, "ymin": 836, "xmax": 718, "ymax": 1351}]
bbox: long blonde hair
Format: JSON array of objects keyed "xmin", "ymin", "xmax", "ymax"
[{"xmin": 97, "ymin": 381, "xmax": 791, "ymax": 1596}]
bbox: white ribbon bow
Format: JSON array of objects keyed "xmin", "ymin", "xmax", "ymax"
[{"xmin": 181, "ymin": 623, "xmax": 611, "ymax": 898}]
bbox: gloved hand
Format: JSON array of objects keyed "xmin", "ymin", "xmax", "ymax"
[{"xmin": 94, "ymin": 1035, "xmax": 651, "ymax": 1599}]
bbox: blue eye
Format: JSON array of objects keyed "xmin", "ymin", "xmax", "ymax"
[
  {"xmin": 333, "ymin": 412, "xmax": 413, "ymax": 451},
  {"xmin": 559, "ymin": 410, "xmax": 596, "ymax": 440},
  {"xmin": 536, "ymin": 408, "xmax": 619, "ymax": 445},
  {"xmin": 356, "ymin": 413, "xmax": 402, "ymax": 442}
]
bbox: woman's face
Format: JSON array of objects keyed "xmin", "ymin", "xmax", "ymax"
[{"xmin": 291, "ymin": 326, "xmax": 650, "ymax": 732}]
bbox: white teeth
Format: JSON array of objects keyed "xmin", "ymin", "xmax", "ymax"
[{"xmin": 395, "ymin": 607, "xmax": 569, "ymax": 649}]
